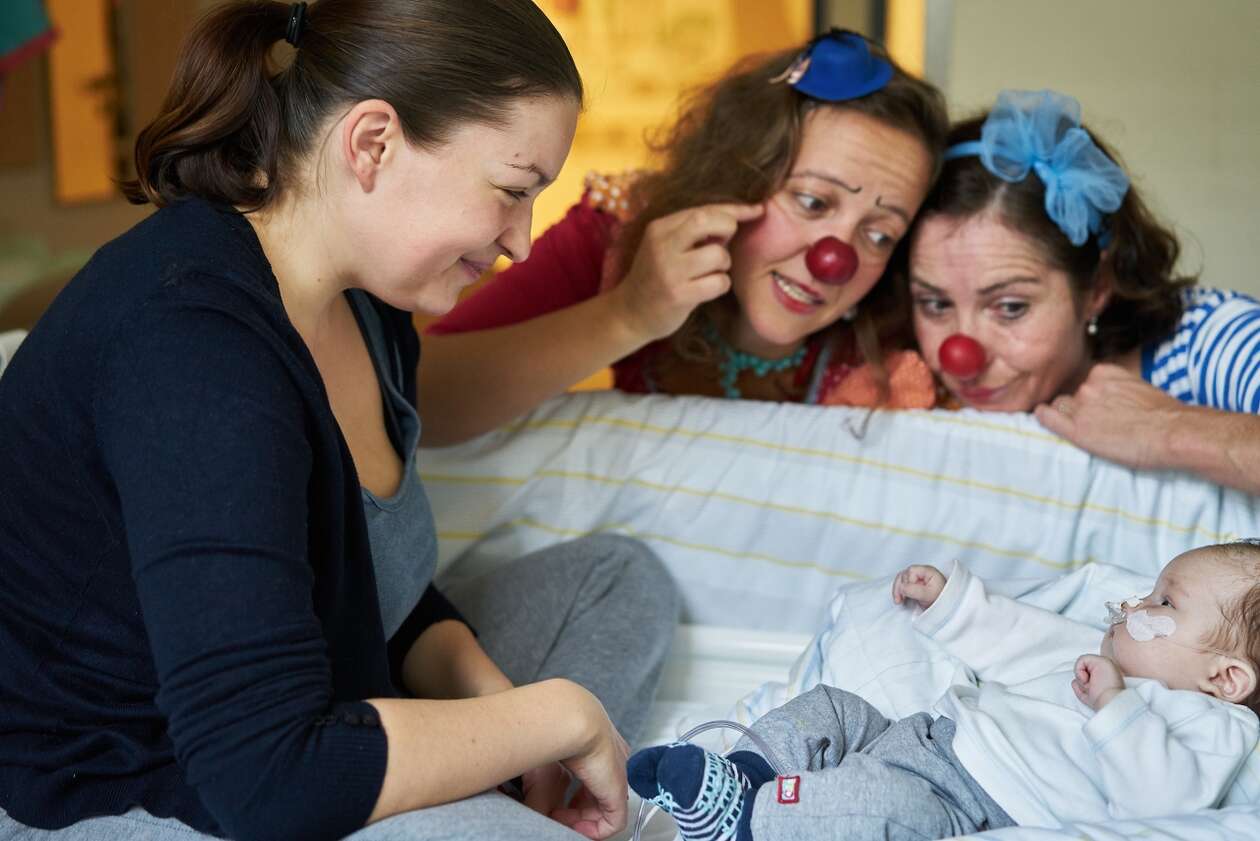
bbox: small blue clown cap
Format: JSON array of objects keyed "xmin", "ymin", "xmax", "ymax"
[{"xmin": 785, "ymin": 29, "xmax": 892, "ymax": 102}]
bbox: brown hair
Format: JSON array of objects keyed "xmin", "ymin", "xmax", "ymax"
[
  {"xmin": 615, "ymin": 37, "xmax": 947, "ymax": 398},
  {"xmin": 1204, "ymin": 539, "xmax": 1260, "ymax": 715},
  {"xmin": 122, "ymin": 0, "xmax": 582, "ymax": 210},
  {"xmin": 908, "ymin": 115, "xmax": 1195, "ymax": 360}
]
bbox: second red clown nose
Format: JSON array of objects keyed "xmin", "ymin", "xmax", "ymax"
[
  {"xmin": 938, "ymin": 334, "xmax": 986, "ymax": 379},
  {"xmin": 805, "ymin": 236, "xmax": 858, "ymax": 285}
]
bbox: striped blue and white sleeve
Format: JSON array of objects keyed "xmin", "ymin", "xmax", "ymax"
[{"xmin": 1143, "ymin": 288, "xmax": 1260, "ymax": 413}]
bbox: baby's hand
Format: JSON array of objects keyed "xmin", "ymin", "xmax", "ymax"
[
  {"xmin": 1073, "ymin": 654, "xmax": 1125, "ymax": 711},
  {"xmin": 892, "ymin": 565, "xmax": 947, "ymax": 610}
]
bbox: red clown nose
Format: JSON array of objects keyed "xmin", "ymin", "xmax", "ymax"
[
  {"xmin": 938, "ymin": 334, "xmax": 986, "ymax": 379},
  {"xmin": 805, "ymin": 236, "xmax": 858, "ymax": 285}
]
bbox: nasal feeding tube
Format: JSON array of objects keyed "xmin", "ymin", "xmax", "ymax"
[
  {"xmin": 630, "ymin": 719, "xmax": 785, "ymax": 841},
  {"xmin": 1105, "ymin": 597, "xmax": 1176, "ymax": 641},
  {"xmin": 1103, "ymin": 597, "xmax": 1245, "ymax": 660}
]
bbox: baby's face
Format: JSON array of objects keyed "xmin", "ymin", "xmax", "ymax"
[{"xmin": 1100, "ymin": 548, "xmax": 1244, "ymax": 693}]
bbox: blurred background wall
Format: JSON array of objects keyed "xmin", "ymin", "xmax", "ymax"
[
  {"xmin": 2, "ymin": 0, "xmax": 1257, "ymax": 333},
  {"xmin": 938, "ymin": 0, "xmax": 1260, "ymax": 311}
]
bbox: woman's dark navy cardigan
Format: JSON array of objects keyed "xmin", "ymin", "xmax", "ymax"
[{"xmin": 0, "ymin": 199, "xmax": 462, "ymax": 840}]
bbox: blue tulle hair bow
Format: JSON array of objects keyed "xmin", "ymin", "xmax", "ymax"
[{"xmin": 945, "ymin": 90, "xmax": 1130, "ymax": 247}]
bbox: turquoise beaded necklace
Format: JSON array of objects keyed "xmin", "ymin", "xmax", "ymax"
[{"xmin": 699, "ymin": 315, "xmax": 808, "ymax": 399}]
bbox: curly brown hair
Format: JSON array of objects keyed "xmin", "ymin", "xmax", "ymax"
[
  {"xmin": 906, "ymin": 114, "xmax": 1195, "ymax": 361},
  {"xmin": 614, "ymin": 37, "xmax": 947, "ymax": 400}
]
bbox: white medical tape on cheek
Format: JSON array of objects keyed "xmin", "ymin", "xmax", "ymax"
[{"xmin": 1125, "ymin": 609, "xmax": 1176, "ymax": 642}]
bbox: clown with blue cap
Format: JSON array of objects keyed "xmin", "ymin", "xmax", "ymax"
[{"xmin": 424, "ymin": 28, "xmax": 949, "ymax": 420}]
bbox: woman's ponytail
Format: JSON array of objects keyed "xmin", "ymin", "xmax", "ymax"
[{"xmin": 123, "ymin": 1, "xmax": 289, "ymax": 209}]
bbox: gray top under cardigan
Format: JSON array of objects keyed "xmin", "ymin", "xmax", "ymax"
[{"xmin": 349, "ymin": 289, "xmax": 438, "ymax": 639}]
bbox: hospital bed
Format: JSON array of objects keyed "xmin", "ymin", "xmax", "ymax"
[{"xmin": 421, "ymin": 389, "xmax": 1260, "ymax": 841}]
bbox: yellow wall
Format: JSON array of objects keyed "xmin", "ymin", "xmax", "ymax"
[
  {"xmin": 45, "ymin": 0, "xmax": 117, "ymax": 203},
  {"xmin": 534, "ymin": 0, "xmax": 812, "ymax": 238},
  {"xmin": 884, "ymin": 0, "xmax": 924, "ymax": 78},
  {"xmin": 942, "ymin": 0, "xmax": 1260, "ymax": 299}
]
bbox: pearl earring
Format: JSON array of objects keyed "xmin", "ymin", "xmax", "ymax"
[{"xmin": 1087, "ymin": 316, "xmax": 1099, "ymax": 336}]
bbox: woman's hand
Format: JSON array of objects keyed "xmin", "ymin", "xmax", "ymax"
[
  {"xmin": 1033, "ymin": 363, "xmax": 1184, "ymax": 471},
  {"xmin": 404, "ymin": 627, "xmax": 627, "ymax": 836},
  {"xmin": 1073, "ymin": 654, "xmax": 1125, "ymax": 711},
  {"xmin": 892, "ymin": 564, "xmax": 947, "ymax": 610},
  {"xmin": 1035, "ymin": 362, "xmax": 1260, "ymax": 494},
  {"xmin": 519, "ymin": 761, "xmax": 572, "ymax": 820},
  {"xmin": 610, "ymin": 202, "xmax": 764, "ymax": 342},
  {"xmin": 550, "ymin": 686, "xmax": 631, "ymax": 840}
]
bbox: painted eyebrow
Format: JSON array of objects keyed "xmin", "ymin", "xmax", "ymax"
[
  {"xmin": 977, "ymin": 276, "xmax": 1040, "ymax": 296},
  {"xmin": 874, "ymin": 196, "xmax": 910, "ymax": 225},
  {"xmin": 505, "ymin": 161, "xmax": 554, "ymax": 188},
  {"xmin": 789, "ymin": 169, "xmax": 862, "ymax": 194},
  {"xmin": 909, "ymin": 276, "xmax": 944, "ymax": 294},
  {"xmin": 789, "ymin": 171, "xmax": 912, "ymax": 226},
  {"xmin": 908, "ymin": 276, "xmax": 1041, "ymax": 296}
]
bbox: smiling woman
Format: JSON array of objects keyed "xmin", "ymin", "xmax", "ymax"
[
  {"xmin": 0, "ymin": 2, "xmax": 681, "ymax": 840},
  {"xmin": 904, "ymin": 89, "xmax": 1260, "ymax": 494},
  {"xmin": 247, "ymin": 94, "xmax": 578, "ymax": 320},
  {"xmin": 419, "ymin": 29, "xmax": 949, "ymax": 446},
  {"xmin": 908, "ymin": 212, "xmax": 1111, "ymax": 412}
]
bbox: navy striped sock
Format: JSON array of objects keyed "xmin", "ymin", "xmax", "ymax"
[{"xmin": 628, "ymin": 743, "xmax": 764, "ymax": 841}]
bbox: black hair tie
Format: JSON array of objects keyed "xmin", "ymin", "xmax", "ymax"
[{"xmin": 284, "ymin": 2, "xmax": 308, "ymax": 48}]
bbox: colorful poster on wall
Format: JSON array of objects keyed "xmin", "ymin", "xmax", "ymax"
[{"xmin": 0, "ymin": 0, "xmax": 56, "ymax": 75}]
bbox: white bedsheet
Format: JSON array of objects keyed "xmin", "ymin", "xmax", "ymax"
[{"xmin": 422, "ymin": 390, "xmax": 1257, "ymax": 633}]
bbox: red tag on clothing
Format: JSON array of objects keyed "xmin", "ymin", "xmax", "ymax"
[{"xmin": 776, "ymin": 775, "xmax": 801, "ymax": 804}]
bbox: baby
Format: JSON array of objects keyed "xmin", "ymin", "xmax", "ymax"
[{"xmin": 629, "ymin": 540, "xmax": 1260, "ymax": 841}]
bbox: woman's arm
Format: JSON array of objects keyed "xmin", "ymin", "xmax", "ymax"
[
  {"xmin": 401, "ymin": 618, "xmax": 511, "ymax": 699},
  {"xmin": 399, "ymin": 618, "xmax": 611, "ymax": 829},
  {"xmin": 419, "ymin": 202, "xmax": 763, "ymax": 446},
  {"xmin": 1035, "ymin": 363, "xmax": 1260, "ymax": 494},
  {"xmin": 366, "ymin": 678, "xmax": 629, "ymax": 839},
  {"xmin": 418, "ymin": 293, "xmax": 648, "ymax": 446},
  {"xmin": 1164, "ymin": 407, "xmax": 1260, "ymax": 493}
]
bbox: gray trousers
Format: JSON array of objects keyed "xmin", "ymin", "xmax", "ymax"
[
  {"xmin": 0, "ymin": 535, "xmax": 679, "ymax": 841},
  {"xmin": 735, "ymin": 685, "xmax": 1015, "ymax": 841}
]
